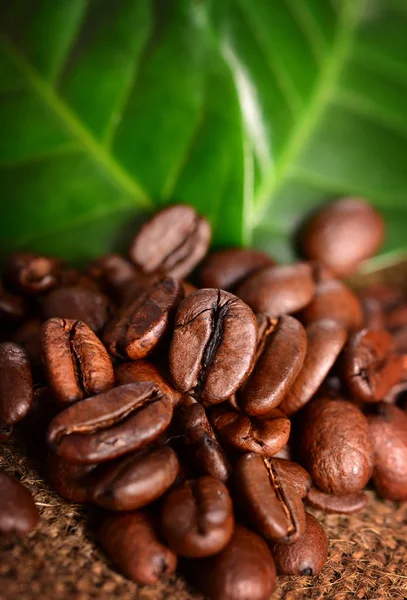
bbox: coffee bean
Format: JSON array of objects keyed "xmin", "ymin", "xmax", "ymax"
[
  {"xmin": 188, "ymin": 524, "xmax": 276, "ymax": 600},
  {"xmin": 86, "ymin": 254, "xmax": 138, "ymax": 301},
  {"xmin": 100, "ymin": 510, "xmax": 177, "ymax": 584},
  {"xmin": 199, "ymin": 248, "xmax": 274, "ymax": 291},
  {"xmin": 12, "ymin": 318, "xmax": 43, "ymax": 378},
  {"xmin": 210, "ymin": 404, "xmax": 290, "ymax": 457},
  {"xmin": 271, "ymin": 512, "xmax": 328, "ymax": 576},
  {"xmin": 240, "ymin": 315, "xmax": 307, "ymax": 416},
  {"xmin": 47, "ymin": 455, "xmax": 99, "ymax": 503},
  {"xmin": 301, "ymin": 198, "xmax": 384, "ymax": 276},
  {"xmin": 236, "ymin": 262, "xmax": 315, "ymax": 316},
  {"xmin": 279, "ymin": 320, "xmax": 347, "ymax": 416},
  {"xmin": 41, "ymin": 318, "xmax": 114, "ymax": 405},
  {"xmin": 47, "ymin": 383, "xmax": 173, "ymax": 464},
  {"xmin": 170, "ymin": 289, "xmax": 257, "ymax": 405},
  {"xmin": 342, "ymin": 329, "xmax": 402, "ymax": 403},
  {"xmin": 129, "ymin": 204, "xmax": 211, "ymax": 280},
  {"xmin": 0, "ymin": 472, "xmax": 39, "ymax": 535},
  {"xmin": 300, "ymin": 279, "xmax": 363, "ymax": 330},
  {"xmin": 271, "ymin": 458, "xmax": 312, "ymax": 499},
  {"xmin": 42, "ymin": 285, "xmax": 110, "ymax": 333},
  {"xmin": 115, "ymin": 360, "xmax": 182, "ymax": 408},
  {"xmin": 386, "ymin": 303, "xmax": 407, "ymax": 331},
  {"xmin": 367, "ymin": 403, "xmax": 407, "ymax": 500},
  {"xmin": 235, "ymin": 453, "xmax": 305, "ymax": 543},
  {"xmin": 92, "ymin": 445, "xmax": 179, "ymax": 511},
  {"xmin": 305, "ymin": 487, "xmax": 368, "ymax": 514},
  {"xmin": 0, "ymin": 342, "xmax": 33, "ymax": 425},
  {"xmin": 181, "ymin": 281, "xmax": 198, "ymax": 297},
  {"xmin": 361, "ymin": 297, "xmax": 385, "ymax": 330},
  {"xmin": 0, "ymin": 284, "xmax": 27, "ymax": 323},
  {"xmin": 161, "ymin": 476, "xmax": 234, "ymax": 557},
  {"xmin": 299, "ymin": 397, "xmax": 373, "ymax": 495},
  {"xmin": 5, "ymin": 251, "xmax": 62, "ymax": 295},
  {"xmin": 104, "ymin": 277, "xmax": 183, "ymax": 360}
]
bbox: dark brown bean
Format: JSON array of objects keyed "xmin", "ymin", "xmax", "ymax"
[
  {"xmin": 169, "ymin": 289, "xmax": 257, "ymax": 405},
  {"xmin": 100, "ymin": 511, "xmax": 177, "ymax": 584},
  {"xmin": 41, "ymin": 318, "xmax": 114, "ymax": 405},
  {"xmin": 5, "ymin": 251, "xmax": 62, "ymax": 295},
  {"xmin": 300, "ymin": 198, "xmax": 384, "ymax": 276},
  {"xmin": 300, "ymin": 279, "xmax": 363, "ymax": 330},
  {"xmin": 0, "ymin": 342, "xmax": 33, "ymax": 425},
  {"xmin": 188, "ymin": 525, "xmax": 276, "ymax": 600},
  {"xmin": 358, "ymin": 284, "xmax": 405, "ymax": 312},
  {"xmin": 104, "ymin": 277, "xmax": 183, "ymax": 360},
  {"xmin": 199, "ymin": 248, "xmax": 274, "ymax": 291},
  {"xmin": 236, "ymin": 262, "xmax": 315, "ymax": 316},
  {"xmin": 129, "ymin": 204, "xmax": 211, "ymax": 280},
  {"xmin": 305, "ymin": 487, "xmax": 368, "ymax": 514},
  {"xmin": 361, "ymin": 297, "xmax": 385, "ymax": 330},
  {"xmin": 240, "ymin": 315, "xmax": 307, "ymax": 416},
  {"xmin": 367, "ymin": 403, "xmax": 407, "ymax": 500},
  {"xmin": 299, "ymin": 397, "xmax": 373, "ymax": 495},
  {"xmin": 92, "ymin": 445, "xmax": 179, "ymax": 511},
  {"xmin": 42, "ymin": 285, "xmax": 110, "ymax": 333},
  {"xmin": 386, "ymin": 303, "xmax": 407, "ymax": 330},
  {"xmin": 271, "ymin": 512, "xmax": 328, "ymax": 576},
  {"xmin": 86, "ymin": 254, "xmax": 138, "ymax": 301},
  {"xmin": 161, "ymin": 476, "xmax": 234, "ymax": 557},
  {"xmin": 47, "ymin": 455, "xmax": 99, "ymax": 503},
  {"xmin": 0, "ymin": 286, "xmax": 27, "ymax": 323},
  {"xmin": 12, "ymin": 318, "xmax": 43, "ymax": 376},
  {"xmin": 0, "ymin": 472, "xmax": 39, "ymax": 535},
  {"xmin": 279, "ymin": 320, "xmax": 347, "ymax": 416},
  {"xmin": 115, "ymin": 360, "xmax": 182, "ymax": 408},
  {"xmin": 272, "ymin": 458, "xmax": 312, "ymax": 499},
  {"xmin": 47, "ymin": 383, "xmax": 173, "ymax": 464}
]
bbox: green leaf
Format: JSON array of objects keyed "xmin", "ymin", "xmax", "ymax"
[{"xmin": 1, "ymin": 0, "xmax": 407, "ymax": 268}]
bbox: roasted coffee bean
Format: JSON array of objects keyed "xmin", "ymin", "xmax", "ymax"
[
  {"xmin": 42, "ymin": 285, "xmax": 110, "ymax": 333},
  {"xmin": 236, "ymin": 262, "xmax": 315, "ymax": 316},
  {"xmin": 161, "ymin": 476, "xmax": 234, "ymax": 557},
  {"xmin": 0, "ymin": 472, "xmax": 39, "ymax": 535},
  {"xmin": 182, "ymin": 281, "xmax": 198, "ymax": 297},
  {"xmin": 87, "ymin": 254, "xmax": 138, "ymax": 301},
  {"xmin": 0, "ymin": 342, "xmax": 33, "ymax": 425},
  {"xmin": 301, "ymin": 198, "xmax": 384, "ymax": 276},
  {"xmin": 300, "ymin": 279, "xmax": 363, "ymax": 330},
  {"xmin": 59, "ymin": 268, "xmax": 101, "ymax": 291},
  {"xmin": 305, "ymin": 487, "xmax": 368, "ymax": 514},
  {"xmin": 210, "ymin": 404, "xmax": 290, "ymax": 457},
  {"xmin": 12, "ymin": 318, "xmax": 43, "ymax": 377},
  {"xmin": 240, "ymin": 315, "xmax": 307, "ymax": 416},
  {"xmin": 361, "ymin": 297, "xmax": 385, "ymax": 330},
  {"xmin": 5, "ymin": 251, "xmax": 62, "ymax": 295},
  {"xmin": 199, "ymin": 248, "xmax": 274, "ymax": 291},
  {"xmin": 272, "ymin": 458, "xmax": 312, "ymax": 499},
  {"xmin": 104, "ymin": 277, "xmax": 183, "ymax": 360},
  {"xmin": 170, "ymin": 289, "xmax": 257, "ymax": 405},
  {"xmin": 279, "ymin": 320, "xmax": 347, "ymax": 416},
  {"xmin": 188, "ymin": 524, "xmax": 276, "ymax": 600},
  {"xmin": 273, "ymin": 444, "xmax": 292, "ymax": 461},
  {"xmin": 386, "ymin": 303, "xmax": 407, "ymax": 331},
  {"xmin": 271, "ymin": 512, "xmax": 328, "ymax": 576},
  {"xmin": 47, "ymin": 383, "xmax": 173, "ymax": 464},
  {"xmin": 100, "ymin": 510, "xmax": 177, "ymax": 584},
  {"xmin": 129, "ymin": 204, "xmax": 211, "ymax": 280},
  {"xmin": 180, "ymin": 403, "xmax": 231, "ymax": 482},
  {"xmin": 47, "ymin": 455, "xmax": 99, "ymax": 503},
  {"xmin": 299, "ymin": 397, "xmax": 373, "ymax": 495},
  {"xmin": 92, "ymin": 445, "xmax": 179, "ymax": 511},
  {"xmin": 358, "ymin": 284, "xmax": 405, "ymax": 312},
  {"xmin": 115, "ymin": 360, "xmax": 182, "ymax": 408},
  {"xmin": 235, "ymin": 453, "xmax": 306, "ymax": 543},
  {"xmin": 0, "ymin": 285, "xmax": 27, "ymax": 323},
  {"xmin": 367, "ymin": 403, "xmax": 407, "ymax": 500},
  {"xmin": 342, "ymin": 329, "xmax": 402, "ymax": 403},
  {"xmin": 41, "ymin": 318, "xmax": 114, "ymax": 405}
]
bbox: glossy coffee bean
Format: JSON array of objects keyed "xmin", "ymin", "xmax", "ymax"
[
  {"xmin": 301, "ymin": 197, "xmax": 384, "ymax": 276},
  {"xmin": 199, "ymin": 248, "xmax": 274, "ymax": 291},
  {"xmin": 235, "ymin": 453, "xmax": 306, "ymax": 543},
  {"xmin": 279, "ymin": 320, "xmax": 347, "ymax": 416},
  {"xmin": 0, "ymin": 342, "xmax": 33, "ymax": 425},
  {"xmin": 161, "ymin": 476, "xmax": 234, "ymax": 557},
  {"xmin": 86, "ymin": 254, "xmax": 138, "ymax": 301},
  {"xmin": 100, "ymin": 511, "xmax": 177, "ymax": 584},
  {"xmin": 169, "ymin": 289, "xmax": 257, "ymax": 405},
  {"xmin": 47, "ymin": 455, "xmax": 99, "ymax": 503},
  {"xmin": 305, "ymin": 487, "xmax": 368, "ymax": 514},
  {"xmin": 272, "ymin": 458, "xmax": 312, "ymax": 499},
  {"xmin": 47, "ymin": 383, "xmax": 173, "ymax": 464},
  {"xmin": 271, "ymin": 512, "xmax": 328, "ymax": 576},
  {"xmin": 104, "ymin": 277, "xmax": 183, "ymax": 360},
  {"xmin": 12, "ymin": 318, "xmax": 43, "ymax": 377},
  {"xmin": 188, "ymin": 525, "xmax": 276, "ymax": 600},
  {"xmin": 210, "ymin": 404, "xmax": 290, "ymax": 457},
  {"xmin": 367, "ymin": 403, "xmax": 407, "ymax": 500},
  {"xmin": 0, "ymin": 472, "xmax": 39, "ymax": 535},
  {"xmin": 240, "ymin": 315, "xmax": 307, "ymax": 416},
  {"xmin": 5, "ymin": 251, "xmax": 62, "ymax": 295},
  {"xmin": 92, "ymin": 445, "xmax": 179, "ymax": 511},
  {"xmin": 300, "ymin": 279, "xmax": 363, "ymax": 330},
  {"xmin": 236, "ymin": 262, "xmax": 315, "ymax": 316},
  {"xmin": 115, "ymin": 360, "xmax": 182, "ymax": 408},
  {"xmin": 42, "ymin": 285, "xmax": 110, "ymax": 333},
  {"xmin": 299, "ymin": 397, "xmax": 373, "ymax": 495},
  {"xmin": 180, "ymin": 402, "xmax": 231, "ymax": 482},
  {"xmin": 41, "ymin": 318, "xmax": 114, "ymax": 405},
  {"xmin": 342, "ymin": 329, "xmax": 402, "ymax": 403},
  {"xmin": 129, "ymin": 204, "xmax": 211, "ymax": 280}
]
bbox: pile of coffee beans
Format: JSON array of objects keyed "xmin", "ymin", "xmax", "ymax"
[{"xmin": 1, "ymin": 198, "xmax": 407, "ymax": 599}]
